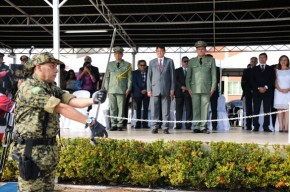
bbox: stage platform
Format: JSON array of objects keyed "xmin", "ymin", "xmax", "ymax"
[{"xmin": 60, "ymin": 126, "xmax": 289, "ymax": 145}]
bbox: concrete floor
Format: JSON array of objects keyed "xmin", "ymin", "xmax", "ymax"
[{"xmin": 60, "ymin": 126, "xmax": 289, "ymax": 145}]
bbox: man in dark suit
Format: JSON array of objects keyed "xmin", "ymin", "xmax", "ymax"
[
  {"xmin": 270, "ymin": 64, "xmax": 277, "ymax": 129},
  {"xmin": 241, "ymin": 57, "xmax": 257, "ymax": 130},
  {"xmin": 147, "ymin": 46, "xmax": 175, "ymax": 134},
  {"xmin": 251, "ymin": 53, "xmax": 275, "ymax": 132},
  {"xmin": 175, "ymin": 56, "xmax": 192, "ymax": 130},
  {"xmin": 132, "ymin": 60, "xmax": 150, "ymax": 128},
  {"xmin": 206, "ymin": 54, "xmax": 220, "ymax": 131}
]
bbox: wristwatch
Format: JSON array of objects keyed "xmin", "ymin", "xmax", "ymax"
[{"xmin": 85, "ymin": 117, "xmax": 93, "ymax": 128}]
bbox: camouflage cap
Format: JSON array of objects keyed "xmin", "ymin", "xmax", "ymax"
[
  {"xmin": 0, "ymin": 52, "xmax": 4, "ymax": 57},
  {"xmin": 113, "ymin": 46, "xmax": 124, "ymax": 53},
  {"xmin": 24, "ymin": 52, "xmax": 64, "ymax": 75},
  {"xmin": 194, "ymin": 40, "xmax": 207, "ymax": 48}
]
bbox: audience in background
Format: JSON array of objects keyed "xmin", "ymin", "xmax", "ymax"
[
  {"xmin": 65, "ymin": 69, "xmax": 78, "ymax": 93},
  {"xmin": 84, "ymin": 56, "xmax": 100, "ymax": 91},
  {"xmin": 132, "ymin": 60, "xmax": 150, "ymax": 128},
  {"xmin": 60, "ymin": 63, "xmax": 68, "ymax": 90},
  {"xmin": 274, "ymin": 55, "xmax": 290, "ymax": 133},
  {"xmin": 77, "ymin": 62, "xmax": 97, "ymax": 96}
]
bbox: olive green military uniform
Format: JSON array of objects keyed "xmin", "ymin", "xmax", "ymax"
[
  {"xmin": 104, "ymin": 59, "xmax": 132, "ymax": 128},
  {"xmin": 186, "ymin": 56, "xmax": 216, "ymax": 130},
  {"xmin": 11, "ymin": 53, "xmax": 75, "ymax": 192}
]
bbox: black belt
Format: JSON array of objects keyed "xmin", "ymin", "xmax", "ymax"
[{"xmin": 15, "ymin": 136, "xmax": 56, "ymax": 146}]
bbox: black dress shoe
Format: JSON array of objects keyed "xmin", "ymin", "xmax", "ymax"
[
  {"xmin": 246, "ymin": 127, "xmax": 252, "ymax": 130},
  {"xmin": 152, "ymin": 128, "xmax": 158, "ymax": 134},
  {"xmin": 252, "ymin": 128, "xmax": 259, "ymax": 132},
  {"xmin": 186, "ymin": 127, "xmax": 192, "ymax": 130},
  {"xmin": 202, "ymin": 129, "xmax": 210, "ymax": 134},
  {"xmin": 193, "ymin": 129, "xmax": 201, "ymax": 133},
  {"xmin": 142, "ymin": 125, "xmax": 150, "ymax": 128},
  {"xmin": 212, "ymin": 127, "xmax": 217, "ymax": 131},
  {"xmin": 135, "ymin": 123, "xmax": 141, "ymax": 128},
  {"xmin": 264, "ymin": 128, "xmax": 272, "ymax": 132},
  {"xmin": 118, "ymin": 127, "xmax": 123, "ymax": 131},
  {"xmin": 174, "ymin": 127, "xmax": 182, "ymax": 129},
  {"xmin": 163, "ymin": 128, "xmax": 170, "ymax": 134},
  {"xmin": 110, "ymin": 126, "xmax": 118, "ymax": 131}
]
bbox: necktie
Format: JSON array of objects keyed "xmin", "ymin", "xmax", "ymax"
[
  {"xmin": 159, "ymin": 59, "xmax": 162, "ymax": 71},
  {"xmin": 117, "ymin": 62, "xmax": 120, "ymax": 68},
  {"xmin": 261, "ymin": 65, "xmax": 265, "ymax": 71},
  {"xmin": 199, "ymin": 58, "xmax": 202, "ymax": 65},
  {"xmin": 142, "ymin": 72, "xmax": 146, "ymax": 82},
  {"xmin": 184, "ymin": 68, "xmax": 187, "ymax": 76}
]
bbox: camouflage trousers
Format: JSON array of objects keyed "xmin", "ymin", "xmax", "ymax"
[
  {"xmin": 18, "ymin": 168, "xmax": 56, "ymax": 192},
  {"xmin": 11, "ymin": 144, "xmax": 60, "ymax": 192}
]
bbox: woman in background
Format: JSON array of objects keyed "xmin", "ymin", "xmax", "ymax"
[
  {"xmin": 65, "ymin": 69, "xmax": 78, "ymax": 93},
  {"xmin": 274, "ymin": 55, "xmax": 290, "ymax": 133}
]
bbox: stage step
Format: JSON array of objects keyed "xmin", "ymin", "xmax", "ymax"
[{"xmin": 0, "ymin": 182, "xmax": 17, "ymax": 192}]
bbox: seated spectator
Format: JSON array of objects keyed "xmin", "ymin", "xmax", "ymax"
[
  {"xmin": 65, "ymin": 69, "xmax": 78, "ymax": 93},
  {"xmin": 77, "ymin": 62, "xmax": 97, "ymax": 96},
  {"xmin": 0, "ymin": 93, "xmax": 14, "ymax": 141},
  {"xmin": 228, "ymin": 103, "xmax": 240, "ymax": 126}
]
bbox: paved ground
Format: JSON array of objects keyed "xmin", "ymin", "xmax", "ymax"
[{"xmin": 61, "ymin": 125, "xmax": 289, "ymax": 145}]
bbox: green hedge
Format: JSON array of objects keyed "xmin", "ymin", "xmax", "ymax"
[{"xmin": 1, "ymin": 138, "xmax": 290, "ymax": 190}]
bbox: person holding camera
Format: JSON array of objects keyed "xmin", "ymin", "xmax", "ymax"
[
  {"xmin": 11, "ymin": 52, "xmax": 107, "ymax": 192},
  {"xmin": 77, "ymin": 61, "xmax": 97, "ymax": 96}
]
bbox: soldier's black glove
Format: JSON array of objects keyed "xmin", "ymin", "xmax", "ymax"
[
  {"xmin": 93, "ymin": 88, "xmax": 107, "ymax": 104},
  {"xmin": 87, "ymin": 118, "xmax": 108, "ymax": 144}
]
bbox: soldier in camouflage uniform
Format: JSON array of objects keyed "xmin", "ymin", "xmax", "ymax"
[
  {"xmin": 104, "ymin": 46, "xmax": 132, "ymax": 131},
  {"xmin": 11, "ymin": 52, "xmax": 106, "ymax": 192}
]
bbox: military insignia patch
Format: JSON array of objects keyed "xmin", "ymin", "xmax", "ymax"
[{"xmin": 31, "ymin": 87, "xmax": 41, "ymax": 94}]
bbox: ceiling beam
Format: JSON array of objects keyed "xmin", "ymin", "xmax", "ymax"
[
  {"xmin": 89, "ymin": 0, "xmax": 137, "ymax": 52},
  {"xmin": 4, "ymin": 0, "xmax": 73, "ymax": 48}
]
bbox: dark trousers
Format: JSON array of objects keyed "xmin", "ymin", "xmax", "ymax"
[
  {"xmin": 210, "ymin": 91, "xmax": 218, "ymax": 129},
  {"xmin": 253, "ymin": 92, "xmax": 273, "ymax": 129},
  {"xmin": 271, "ymin": 96, "xmax": 277, "ymax": 128},
  {"xmin": 175, "ymin": 95, "xmax": 192, "ymax": 129},
  {"xmin": 245, "ymin": 92, "xmax": 253, "ymax": 129},
  {"xmin": 134, "ymin": 95, "xmax": 150, "ymax": 127},
  {"xmin": 122, "ymin": 94, "xmax": 131, "ymax": 127}
]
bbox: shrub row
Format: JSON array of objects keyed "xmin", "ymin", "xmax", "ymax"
[{"xmin": 1, "ymin": 138, "xmax": 290, "ymax": 190}]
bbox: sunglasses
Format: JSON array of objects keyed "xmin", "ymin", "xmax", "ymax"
[
  {"xmin": 139, "ymin": 65, "xmax": 146, "ymax": 67},
  {"xmin": 183, "ymin": 60, "xmax": 189, "ymax": 63}
]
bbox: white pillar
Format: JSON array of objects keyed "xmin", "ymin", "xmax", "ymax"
[{"xmin": 53, "ymin": 0, "xmax": 60, "ymax": 86}]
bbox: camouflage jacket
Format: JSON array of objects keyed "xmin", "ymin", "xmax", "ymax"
[{"xmin": 15, "ymin": 73, "xmax": 75, "ymax": 139}]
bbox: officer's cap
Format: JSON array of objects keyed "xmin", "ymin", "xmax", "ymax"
[
  {"xmin": 0, "ymin": 53, "xmax": 4, "ymax": 57},
  {"xmin": 194, "ymin": 40, "xmax": 207, "ymax": 48},
  {"xmin": 20, "ymin": 55, "xmax": 29, "ymax": 61},
  {"xmin": 113, "ymin": 46, "xmax": 124, "ymax": 53}
]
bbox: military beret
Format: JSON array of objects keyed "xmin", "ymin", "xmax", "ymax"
[
  {"xmin": 113, "ymin": 46, "xmax": 124, "ymax": 53},
  {"xmin": 0, "ymin": 53, "xmax": 4, "ymax": 57},
  {"xmin": 24, "ymin": 52, "xmax": 64, "ymax": 75},
  {"xmin": 20, "ymin": 55, "xmax": 29, "ymax": 61},
  {"xmin": 194, "ymin": 40, "xmax": 207, "ymax": 48}
]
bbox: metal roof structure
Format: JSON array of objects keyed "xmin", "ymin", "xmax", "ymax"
[{"xmin": 1, "ymin": 0, "xmax": 290, "ymax": 53}]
